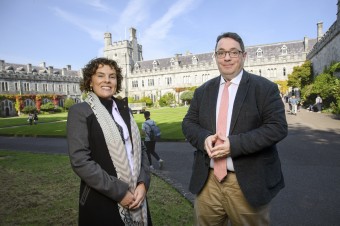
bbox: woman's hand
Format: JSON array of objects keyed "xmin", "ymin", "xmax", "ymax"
[
  {"xmin": 129, "ymin": 182, "xmax": 146, "ymax": 210},
  {"xmin": 119, "ymin": 190, "xmax": 135, "ymax": 209}
]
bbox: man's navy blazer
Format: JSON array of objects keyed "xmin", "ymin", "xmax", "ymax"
[{"xmin": 182, "ymin": 70, "xmax": 288, "ymax": 208}]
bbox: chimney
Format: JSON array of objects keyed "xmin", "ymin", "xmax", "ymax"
[
  {"xmin": 317, "ymin": 22, "xmax": 323, "ymax": 41},
  {"xmin": 303, "ymin": 36, "xmax": 309, "ymax": 52},
  {"xmin": 66, "ymin": 65, "xmax": 71, "ymax": 70},
  {"xmin": 40, "ymin": 62, "xmax": 46, "ymax": 68},
  {"xmin": 27, "ymin": 63, "xmax": 32, "ymax": 73},
  {"xmin": 48, "ymin": 66, "xmax": 53, "ymax": 75},
  {"xmin": 62, "ymin": 68, "xmax": 67, "ymax": 76},
  {"xmin": 0, "ymin": 60, "xmax": 4, "ymax": 71}
]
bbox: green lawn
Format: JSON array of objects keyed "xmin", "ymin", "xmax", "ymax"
[
  {"xmin": 0, "ymin": 150, "xmax": 193, "ymax": 225},
  {"xmin": 0, "ymin": 107, "xmax": 189, "ymax": 140},
  {"xmin": 0, "ymin": 106, "xmax": 194, "ymax": 225}
]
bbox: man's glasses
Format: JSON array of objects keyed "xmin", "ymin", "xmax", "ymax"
[{"xmin": 215, "ymin": 50, "xmax": 243, "ymax": 58}]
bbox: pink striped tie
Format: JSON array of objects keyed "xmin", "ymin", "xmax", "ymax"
[{"xmin": 214, "ymin": 81, "xmax": 230, "ymax": 182}]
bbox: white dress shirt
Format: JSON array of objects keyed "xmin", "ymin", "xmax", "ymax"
[{"xmin": 112, "ymin": 101, "xmax": 134, "ymax": 175}]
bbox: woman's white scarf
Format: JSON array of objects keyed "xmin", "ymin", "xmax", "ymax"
[{"xmin": 85, "ymin": 92, "xmax": 148, "ymax": 225}]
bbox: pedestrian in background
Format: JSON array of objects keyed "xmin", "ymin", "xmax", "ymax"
[
  {"xmin": 142, "ymin": 111, "xmax": 164, "ymax": 170},
  {"xmin": 182, "ymin": 32, "xmax": 288, "ymax": 225},
  {"xmin": 315, "ymin": 94, "xmax": 323, "ymax": 113},
  {"xmin": 67, "ymin": 57, "xmax": 152, "ymax": 225}
]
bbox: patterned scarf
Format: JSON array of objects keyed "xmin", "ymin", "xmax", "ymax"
[{"xmin": 85, "ymin": 92, "xmax": 148, "ymax": 225}]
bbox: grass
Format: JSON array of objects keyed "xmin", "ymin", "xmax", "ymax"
[
  {"xmin": 0, "ymin": 150, "xmax": 194, "ymax": 225},
  {"xmin": 0, "ymin": 107, "xmax": 189, "ymax": 140},
  {"xmin": 0, "ymin": 107, "xmax": 194, "ymax": 225}
]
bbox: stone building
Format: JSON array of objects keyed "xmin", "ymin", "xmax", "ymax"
[
  {"xmin": 104, "ymin": 28, "xmax": 316, "ymax": 102},
  {"xmin": 307, "ymin": 0, "xmax": 340, "ymax": 75},
  {"xmin": 0, "ymin": 60, "xmax": 82, "ymax": 117}
]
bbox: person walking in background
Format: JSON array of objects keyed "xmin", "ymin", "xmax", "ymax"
[
  {"xmin": 67, "ymin": 58, "xmax": 152, "ymax": 225},
  {"xmin": 289, "ymin": 95, "xmax": 299, "ymax": 115},
  {"xmin": 315, "ymin": 94, "xmax": 323, "ymax": 113},
  {"xmin": 33, "ymin": 112, "xmax": 38, "ymax": 125},
  {"xmin": 27, "ymin": 113, "xmax": 33, "ymax": 125},
  {"xmin": 142, "ymin": 111, "xmax": 164, "ymax": 170},
  {"xmin": 182, "ymin": 32, "xmax": 288, "ymax": 225}
]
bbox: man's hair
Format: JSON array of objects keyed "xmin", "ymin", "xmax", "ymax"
[
  {"xmin": 215, "ymin": 32, "xmax": 245, "ymax": 52},
  {"xmin": 80, "ymin": 57, "xmax": 123, "ymax": 93},
  {"xmin": 144, "ymin": 111, "xmax": 150, "ymax": 118}
]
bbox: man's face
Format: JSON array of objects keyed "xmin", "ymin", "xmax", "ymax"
[{"xmin": 215, "ymin": 37, "xmax": 246, "ymax": 80}]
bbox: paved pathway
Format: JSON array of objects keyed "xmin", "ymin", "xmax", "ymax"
[{"xmin": 1, "ymin": 105, "xmax": 340, "ymax": 225}]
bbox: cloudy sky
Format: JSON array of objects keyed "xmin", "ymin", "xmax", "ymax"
[{"xmin": 0, "ymin": 0, "xmax": 337, "ymax": 70}]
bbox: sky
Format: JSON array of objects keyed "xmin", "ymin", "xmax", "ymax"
[{"xmin": 0, "ymin": 0, "xmax": 338, "ymax": 71}]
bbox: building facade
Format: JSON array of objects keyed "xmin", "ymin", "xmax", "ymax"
[
  {"xmin": 307, "ymin": 0, "xmax": 340, "ymax": 75},
  {"xmin": 104, "ymin": 28, "xmax": 317, "ymax": 103},
  {"xmin": 0, "ymin": 60, "xmax": 82, "ymax": 117}
]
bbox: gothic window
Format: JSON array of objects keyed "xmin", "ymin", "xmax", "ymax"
[
  {"xmin": 43, "ymin": 84, "xmax": 48, "ymax": 92},
  {"xmin": 15, "ymin": 83, "xmax": 18, "ymax": 91},
  {"xmin": 259, "ymin": 69, "xmax": 262, "ymax": 76},
  {"xmin": 148, "ymin": 79, "xmax": 154, "ymax": 86},
  {"xmin": 202, "ymin": 74, "xmax": 209, "ymax": 82},
  {"xmin": 281, "ymin": 45, "xmax": 287, "ymax": 55},
  {"xmin": 58, "ymin": 84, "xmax": 63, "ymax": 92},
  {"xmin": 283, "ymin": 67, "xmax": 286, "ymax": 76},
  {"xmin": 24, "ymin": 99, "xmax": 35, "ymax": 107},
  {"xmin": 132, "ymin": 80, "xmax": 138, "ymax": 88},
  {"xmin": 142, "ymin": 80, "xmax": 144, "ymax": 87},
  {"xmin": 23, "ymin": 82, "xmax": 30, "ymax": 91},
  {"xmin": 183, "ymin": 75, "xmax": 190, "ymax": 84},
  {"xmin": 256, "ymin": 48, "xmax": 263, "ymax": 57},
  {"xmin": 192, "ymin": 56, "xmax": 198, "ymax": 65},
  {"xmin": 134, "ymin": 62, "xmax": 140, "ymax": 70},
  {"xmin": 166, "ymin": 77, "xmax": 172, "ymax": 85},
  {"xmin": 1, "ymin": 82, "xmax": 8, "ymax": 91}
]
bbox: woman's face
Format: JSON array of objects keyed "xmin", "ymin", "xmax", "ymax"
[{"xmin": 90, "ymin": 64, "xmax": 117, "ymax": 100}]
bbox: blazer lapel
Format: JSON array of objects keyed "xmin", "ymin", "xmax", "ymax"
[
  {"xmin": 229, "ymin": 71, "xmax": 250, "ymax": 134},
  {"xmin": 208, "ymin": 76, "xmax": 221, "ymax": 133}
]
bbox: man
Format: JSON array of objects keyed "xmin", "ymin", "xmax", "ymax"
[
  {"xmin": 182, "ymin": 32, "xmax": 288, "ymax": 225},
  {"xmin": 142, "ymin": 111, "xmax": 164, "ymax": 170}
]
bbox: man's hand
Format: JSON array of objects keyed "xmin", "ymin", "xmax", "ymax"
[
  {"xmin": 205, "ymin": 133, "xmax": 231, "ymax": 159},
  {"xmin": 204, "ymin": 134, "xmax": 218, "ymax": 158}
]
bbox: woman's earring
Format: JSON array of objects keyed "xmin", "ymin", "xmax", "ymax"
[{"xmin": 90, "ymin": 85, "xmax": 93, "ymax": 91}]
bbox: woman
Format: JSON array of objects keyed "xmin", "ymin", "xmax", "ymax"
[{"xmin": 67, "ymin": 58, "xmax": 152, "ymax": 225}]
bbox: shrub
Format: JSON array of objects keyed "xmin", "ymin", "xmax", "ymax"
[
  {"xmin": 64, "ymin": 98, "xmax": 75, "ymax": 110},
  {"xmin": 40, "ymin": 102, "xmax": 55, "ymax": 112},
  {"xmin": 22, "ymin": 106, "xmax": 37, "ymax": 114}
]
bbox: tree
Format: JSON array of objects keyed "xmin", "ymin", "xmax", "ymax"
[
  {"xmin": 64, "ymin": 98, "xmax": 75, "ymax": 110},
  {"xmin": 140, "ymin": 96, "xmax": 153, "ymax": 107},
  {"xmin": 159, "ymin": 93, "xmax": 176, "ymax": 107},
  {"xmin": 180, "ymin": 91, "xmax": 194, "ymax": 104},
  {"xmin": 287, "ymin": 60, "xmax": 313, "ymax": 90}
]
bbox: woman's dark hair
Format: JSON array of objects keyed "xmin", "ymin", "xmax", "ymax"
[
  {"xmin": 215, "ymin": 32, "xmax": 245, "ymax": 52},
  {"xmin": 80, "ymin": 57, "xmax": 123, "ymax": 93}
]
